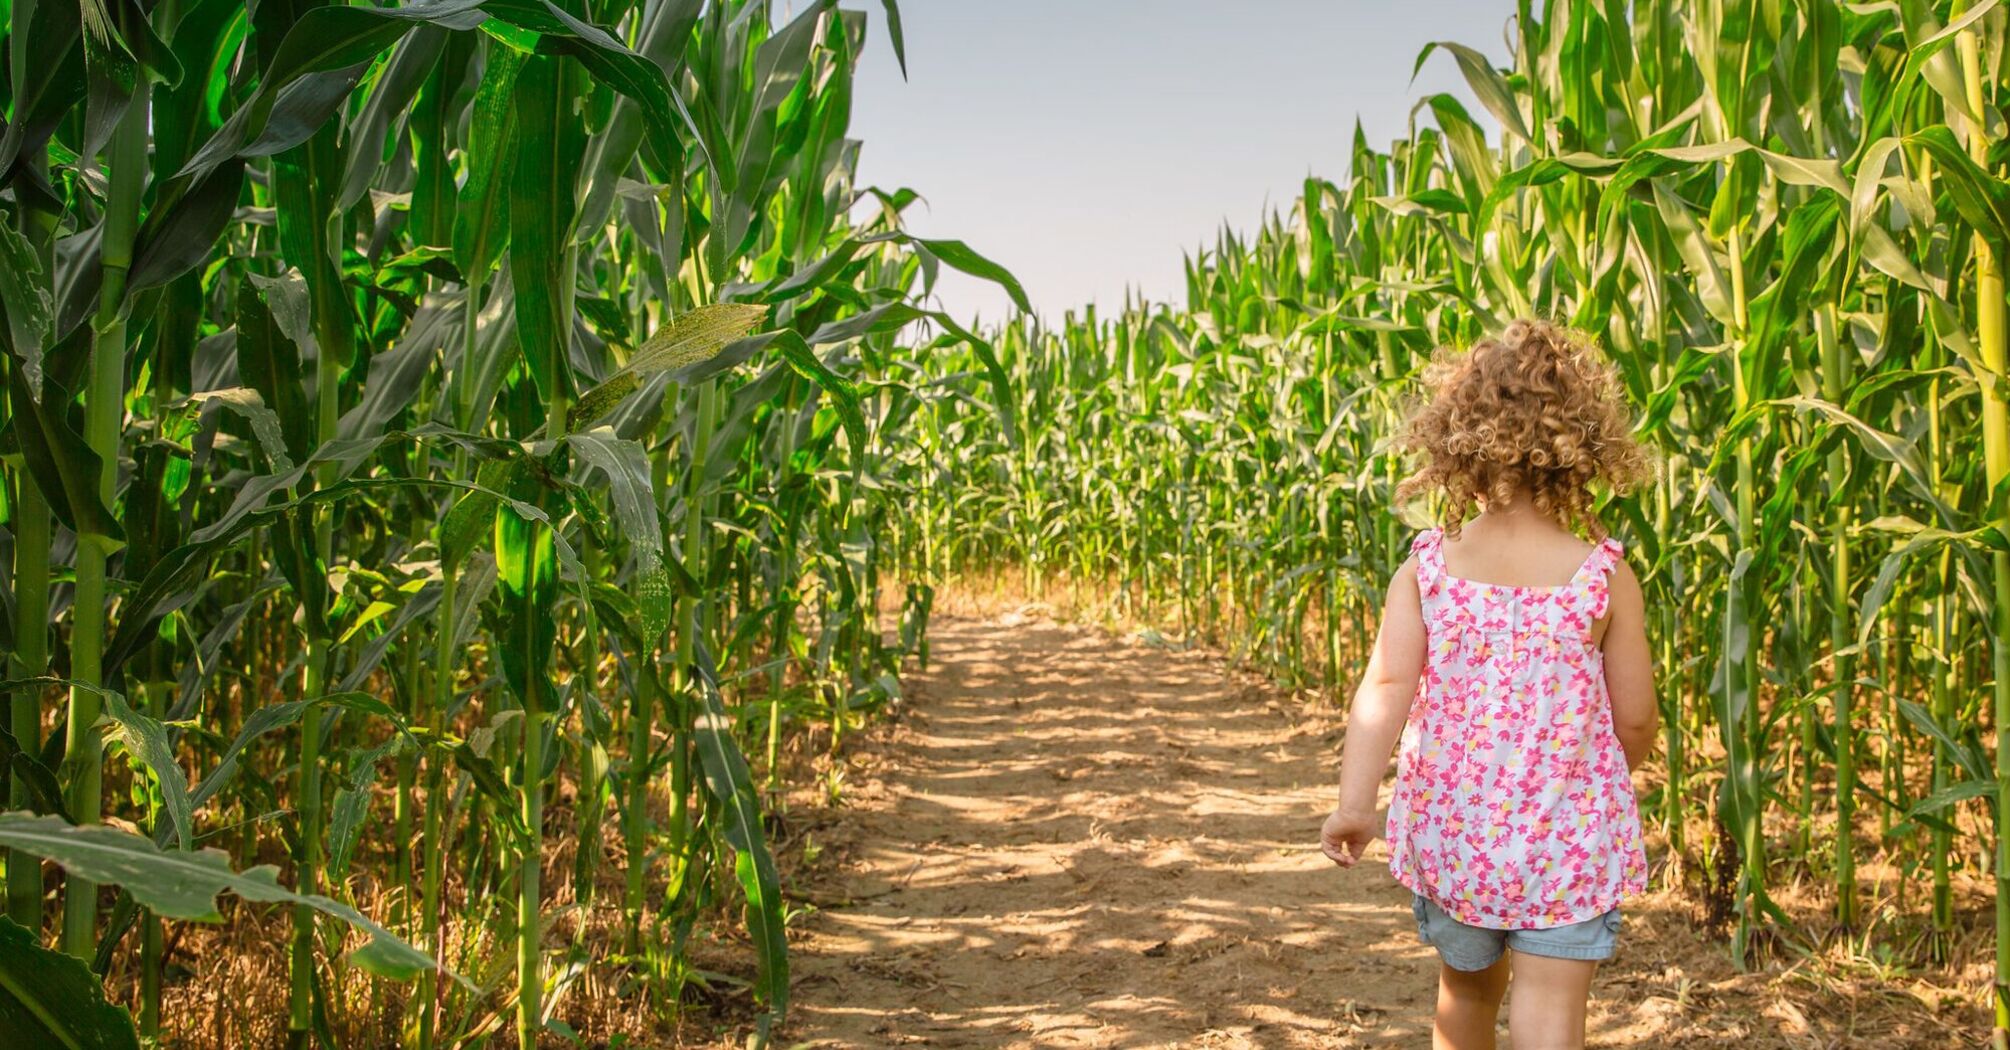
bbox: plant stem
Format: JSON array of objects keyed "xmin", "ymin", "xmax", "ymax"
[
  {"xmin": 62, "ymin": 79, "xmax": 150, "ymax": 960},
  {"xmin": 1956, "ymin": 8, "xmax": 2010, "ymax": 1039}
]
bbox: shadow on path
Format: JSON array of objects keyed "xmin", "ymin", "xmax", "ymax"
[{"xmin": 784, "ymin": 617, "xmax": 1432, "ymax": 1048}]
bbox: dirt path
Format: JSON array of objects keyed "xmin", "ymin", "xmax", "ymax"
[
  {"xmin": 776, "ymin": 613, "xmax": 1962, "ymax": 1048},
  {"xmin": 781, "ymin": 614, "xmax": 1427, "ymax": 1047}
]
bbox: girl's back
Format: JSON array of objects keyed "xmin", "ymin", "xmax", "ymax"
[
  {"xmin": 1320, "ymin": 319, "xmax": 1660, "ymax": 1050},
  {"xmin": 1389, "ymin": 519, "xmax": 1648, "ymax": 929}
]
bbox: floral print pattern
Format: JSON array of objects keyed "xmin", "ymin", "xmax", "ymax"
[{"xmin": 1385, "ymin": 527, "xmax": 1649, "ymax": 930}]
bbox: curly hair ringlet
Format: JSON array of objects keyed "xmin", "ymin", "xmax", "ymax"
[{"xmin": 1393, "ymin": 319, "xmax": 1653, "ymax": 540}]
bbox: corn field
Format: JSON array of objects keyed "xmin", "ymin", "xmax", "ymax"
[
  {"xmin": 0, "ymin": 0, "xmax": 1038, "ymax": 1045},
  {"xmin": 13, "ymin": 0, "xmax": 2010, "ymax": 1045},
  {"xmin": 885, "ymin": 0, "xmax": 2010, "ymax": 1043}
]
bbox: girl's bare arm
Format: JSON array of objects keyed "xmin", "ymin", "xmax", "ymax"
[
  {"xmin": 1601, "ymin": 561, "xmax": 1658, "ymax": 770},
  {"xmin": 1322, "ymin": 557, "xmax": 1426, "ymax": 866}
]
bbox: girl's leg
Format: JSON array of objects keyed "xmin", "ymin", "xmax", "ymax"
[
  {"xmin": 1433, "ymin": 955, "xmax": 1509, "ymax": 1050},
  {"xmin": 1505, "ymin": 953, "xmax": 1598, "ymax": 1050}
]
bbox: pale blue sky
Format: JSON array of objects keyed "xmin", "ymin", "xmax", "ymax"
[{"xmin": 845, "ymin": 2, "xmax": 1513, "ymax": 322}]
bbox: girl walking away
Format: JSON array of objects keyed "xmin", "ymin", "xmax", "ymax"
[{"xmin": 1320, "ymin": 320, "xmax": 1659, "ymax": 1050}]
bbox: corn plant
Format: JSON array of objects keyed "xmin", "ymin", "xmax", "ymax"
[{"xmin": 0, "ymin": 0, "xmax": 1023, "ymax": 1046}]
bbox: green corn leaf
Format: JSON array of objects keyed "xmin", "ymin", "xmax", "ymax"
[
  {"xmin": 1474, "ymin": 152, "xmax": 1621, "ymax": 231},
  {"xmin": 507, "ymin": 53, "xmax": 585, "ymax": 406},
  {"xmin": 230, "ymin": 283, "xmax": 316, "ymax": 469},
  {"xmin": 492, "ymin": 503, "xmax": 558, "ymax": 704},
  {"xmin": 99, "ymin": 688, "xmax": 194, "ymax": 852},
  {"xmin": 0, "ymin": 814, "xmax": 452, "ymax": 983},
  {"xmin": 451, "ymin": 741, "xmax": 531, "ymax": 842},
  {"xmin": 0, "ymin": 916, "xmax": 139, "ymax": 1050},
  {"xmin": 1897, "ymin": 0, "xmax": 1999, "ymax": 123},
  {"xmin": 174, "ymin": 0, "xmax": 485, "ymax": 184},
  {"xmin": 178, "ymin": 387, "xmax": 297, "ymax": 473},
  {"xmin": 0, "ymin": 221, "xmax": 54, "ymax": 397},
  {"xmin": 337, "ymin": 27, "xmax": 450, "ymax": 211},
  {"xmin": 926, "ymin": 312, "xmax": 1017, "ymax": 446},
  {"xmin": 914, "ymin": 238, "xmax": 1031, "ymax": 313},
  {"xmin": 759, "ymin": 234, "xmax": 884, "ymax": 302},
  {"xmin": 1901, "ymin": 777, "xmax": 1997, "ymax": 824},
  {"xmin": 769, "ymin": 330, "xmax": 867, "ymax": 468},
  {"xmin": 566, "ymin": 428, "xmax": 674, "ymax": 638},
  {"xmin": 806, "ymin": 302, "xmax": 925, "ymax": 346},
  {"xmin": 326, "ymin": 737, "xmax": 400, "ymax": 883},
  {"xmin": 880, "ymin": 0, "xmax": 907, "ymax": 78},
  {"xmin": 691, "ymin": 646, "xmax": 787, "ymax": 1025},
  {"xmin": 1745, "ymin": 196, "xmax": 1840, "ymax": 367},
  {"xmin": 480, "ymin": 0, "xmax": 696, "ymax": 163},
  {"xmin": 1649, "ymin": 179, "xmax": 1735, "ymax": 328},
  {"xmin": 1907, "ymin": 125, "xmax": 2010, "ymax": 259},
  {"xmin": 187, "ymin": 692, "xmax": 407, "ymax": 814},
  {"xmin": 77, "ymin": 0, "xmax": 140, "ymax": 162},
  {"xmin": 5, "ymin": 360, "xmax": 124, "ymax": 547},
  {"xmin": 452, "ymin": 42, "xmax": 526, "ymax": 282},
  {"xmin": 259, "ymin": 0, "xmax": 484, "ymax": 99},
  {"xmin": 101, "ymin": 443, "xmax": 460, "ymax": 676},
  {"xmin": 565, "ymin": 428, "xmax": 663, "ymax": 566},
  {"xmin": 8, "ymin": 754, "xmax": 71, "ymax": 824},
  {"xmin": 1897, "ymin": 702, "xmax": 1994, "ymax": 786},
  {"xmin": 0, "ymin": 0, "xmax": 84, "ymax": 176},
  {"xmin": 440, "ymin": 457, "xmax": 526, "ymax": 568},
  {"xmin": 1768, "ymin": 396, "xmax": 1938, "ymax": 510},
  {"xmin": 126, "ymin": 161, "xmax": 246, "ymax": 293},
  {"xmin": 1753, "ymin": 150, "xmax": 1848, "ymax": 198},
  {"xmin": 1415, "ymin": 40, "xmax": 1530, "ymax": 143}
]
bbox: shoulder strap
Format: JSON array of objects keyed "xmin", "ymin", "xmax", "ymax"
[
  {"xmin": 1410, "ymin": 528, "xmax": 1446, "ymax": 597},
  {"xmin": 1572, "ymin": 536, "xmax": 1625, "ymax": 618}
]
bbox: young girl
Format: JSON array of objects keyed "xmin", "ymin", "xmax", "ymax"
[{"xmin": 1320, "ymin": 320, "xmax": 1658, "ymax": 1050}]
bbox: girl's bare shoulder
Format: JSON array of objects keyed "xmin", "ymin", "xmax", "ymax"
[{"xmin": 1441, "ymin": 524, "xmax": 1599, "ymax": 587}]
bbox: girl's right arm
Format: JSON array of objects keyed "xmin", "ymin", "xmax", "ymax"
[
  {"xmin": 1601, "ymin": 560, "xmax": 1658, "ymax": 770},
  {"xmin": 1321, "ymin": 556, "xmax": 1426, "ymax": 867}
]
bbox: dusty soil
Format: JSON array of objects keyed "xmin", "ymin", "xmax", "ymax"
[{"xmin": 777, "ymin": 612, "xmax": 1982, "ymax": 1049}]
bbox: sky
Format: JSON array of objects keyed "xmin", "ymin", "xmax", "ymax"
[{"xmin": 844, "ymin": 1, "xmax": 1512, "ymax": 323}]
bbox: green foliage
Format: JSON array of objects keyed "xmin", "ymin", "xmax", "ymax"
[
  {"xmin": 0, "ymin": 815, "xmax": 440, "ymax": 979},
  {"xmin": 0, "ymin": 916, "xmax": 138, "ymax": 1050},
  {"xmin": 0, "ymin": 0, "xmax": 1005, "ymax": 1044}
]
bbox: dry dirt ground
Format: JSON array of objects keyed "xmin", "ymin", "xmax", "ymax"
[{"xmin": 775, "ymin": 612, "xmax": 1980, "ymax": 1049}]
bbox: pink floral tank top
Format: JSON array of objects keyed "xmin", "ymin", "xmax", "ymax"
[{"xmin": 1385, "ymin": 527, "xmax": 1649, "ymax": 929}]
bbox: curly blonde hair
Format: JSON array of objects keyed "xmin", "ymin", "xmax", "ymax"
[{"xmin": 1394, "ymin": 319, "xmax": 1651, "ymax": 539}]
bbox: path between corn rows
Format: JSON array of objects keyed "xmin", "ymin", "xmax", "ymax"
[{"xmin": 777, "ymin": 614, "xmax": 1676, "ymax": 1048}]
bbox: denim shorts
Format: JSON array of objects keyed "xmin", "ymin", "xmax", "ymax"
[{"xmin": 1412, "ymin": 894, "xmax": 1621, "ymax": 971}]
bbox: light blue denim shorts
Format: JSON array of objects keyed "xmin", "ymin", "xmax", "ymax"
[{"xmin": 1412, "ymin": 894, "xmax": 1621, "ymax": 971}]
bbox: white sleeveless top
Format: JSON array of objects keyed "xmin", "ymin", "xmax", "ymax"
[{"xmin": 1384, "ymin": 527, "xmax": 1649, "ymax": 929}]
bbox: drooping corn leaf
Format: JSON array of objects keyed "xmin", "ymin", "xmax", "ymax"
[
  {"xmin": 0, "ymin": 221, "xmax": 54, "ymax": 397},
  {"xmin": 0, "ymin": 814, "xmax": 453, "ymax": 982},
  {"xmin": 566, "ymin": 428, "xmax": 672, "ymax": 639},
  {"xmin": 690, "ymin": 645, "xmax": 787, "ymax": 1026},
  {"xmin": 99, "ymin": 688, "xmax": 193, "ymax": 851},
  {"xmin": 0, "ymin": 915, "xmax": 138, "ymax": 1050}
]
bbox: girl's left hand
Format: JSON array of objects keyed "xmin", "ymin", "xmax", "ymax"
[{"xmin": 1320, "ymin": 807, "xmax": 1377, "ymax": 867}]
